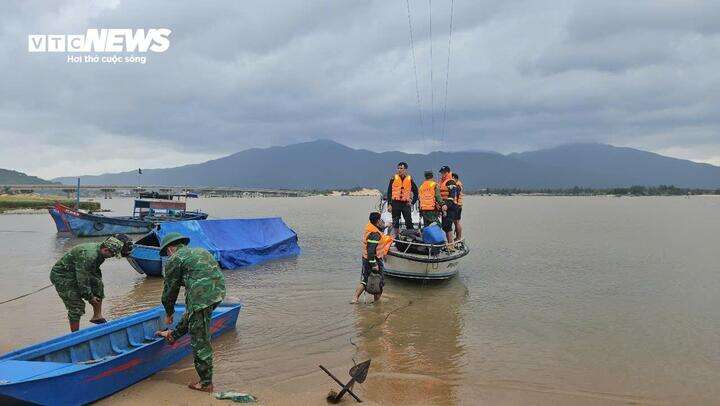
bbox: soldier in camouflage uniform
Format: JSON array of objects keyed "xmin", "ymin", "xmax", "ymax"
[
  {"xmin": 156, "ymin": 232, "xmax": 226, "ymax": 392},
  {"xmin": 50, "ymin": 236, "xmax": 124, "ymax": 332}
]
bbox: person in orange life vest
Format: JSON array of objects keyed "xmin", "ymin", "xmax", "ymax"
[
  {"xmin": 439, "ymin": 166, "xmax": 460, "ymax": 248},
  {"xmin": 452, "ymin": 172, "xmax": 464, "ymax": 241},
  {"xmin": 386, "ymin": 162, "xmax": 418, "ymax": 237},
  {"xmin": 418, "ymin": 170, "xmax": 446, "ymax": 227},
  {"xmin": 351, "ymin": 212, "xmax": 394, "ymax": 304}
]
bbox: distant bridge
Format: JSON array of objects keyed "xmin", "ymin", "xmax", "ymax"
[{"xmin": 0, "ymin": 184, "xmax": 311, "ymax": 198}]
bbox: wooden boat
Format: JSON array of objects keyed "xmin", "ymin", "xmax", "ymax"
[
  {"xmin": 0, "ymin": 303, "xmax": 240, "ymax": 406},
  {"xmin": 48, "ymin": 206, "xmax": 70, "ymax": 233},
  {"xmin": 53, "ymin": 200, "xmax": 208, "ymax": 237}
]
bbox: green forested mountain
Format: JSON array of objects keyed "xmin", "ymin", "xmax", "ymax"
[{"xmin": 0, "ymin": 169, "xmax": 54, "ymax": 185}]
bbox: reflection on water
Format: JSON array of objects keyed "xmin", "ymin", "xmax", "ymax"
[
  {"xmin": 352, "ymin": 279, "xmax": 468, "ymax": 405},
  {"xmin": 1, "ymin": 196, "xmax": 720, "ymax": 404}
]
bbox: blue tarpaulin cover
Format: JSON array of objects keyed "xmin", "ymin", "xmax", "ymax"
[{"xmin": 155, "ymin": 218, "xmax": 300, "ymax": 269}]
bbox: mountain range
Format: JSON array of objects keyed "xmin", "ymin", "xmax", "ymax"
[
  {"xmin": 52, "ymin": 140, "xmax": 720, "ymax": 190},
  {"xmin": 0, "ymin": 169, "xmax": 56, "ymax": 185}
]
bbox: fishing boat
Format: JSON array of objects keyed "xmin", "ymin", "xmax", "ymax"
[
  {"xmin": 0, "ymin": 303, "xmax": 241, "ymax": 406},
  {"xmin": 52, "ymin": 196, "xmax": 208, "ymax": 237},
  {"xmin": 128, "ymin": 218, "xmax": 301, "ymax": 277},
  {"xmin": 48, "ymin": 206, "xmax": 70, "ymax": 233},
  {"xmin": 379, "ymin": 199, "xmax": 469, "ymax": 280}
]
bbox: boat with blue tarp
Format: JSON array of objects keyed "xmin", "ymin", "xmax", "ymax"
[
  {"xmin": 127, "ymin": 218, "xmax": 301, "ymax": 277},
  {"xmin": 52, "ymin": 195, "xmax": 208, "ymax": 237},
  {"xmin": 0, "ymin": 303, "xmax": 240, "ymax": 406}
]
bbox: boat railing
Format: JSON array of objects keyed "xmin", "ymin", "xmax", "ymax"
[{"xmin": 392, "ymin": 236, "xmax": 467, "ymax": 260}]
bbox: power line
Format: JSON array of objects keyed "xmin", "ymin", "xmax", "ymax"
[
  {"xmin": 440, "ymin": 0, "xmax": 455, "ymax": 152},
  {"xmin": 405, "ymin": 0, "xmax": 425, "ymax": 145},
  {"xmin": 428, "ymin": 0, "xmax": 435, "ymax": 151}
]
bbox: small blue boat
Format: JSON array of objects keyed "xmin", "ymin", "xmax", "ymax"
[
  {"xmin": 0, "ymin": 303, "xmax": 241, "ymax": 405},
  {"xmin": 54, "ymin": 200, "xmax": 208, "ymax": 237},
  {"xmin": 128, "ymin": 218, "xmax": 301, "ymax": 277}
]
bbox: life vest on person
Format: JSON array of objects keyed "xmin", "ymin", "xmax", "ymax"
[
  {"xmin": 456, "ymin": 180, "xmax": 464, "ymax": 206},
  {"xmin": 362, "ymin": 223, "xmax": 395, "ymax": 259},
  {"xmin": 439, "ymin": 172, "xmax": 453, "ymax": 200},
  {"xmin": 419, "ymin": 180, "xmax": 439, "ymax": 211},
  {"xmin": 391, "ymin": 174, "xmax": 412, "ymax": 202}
]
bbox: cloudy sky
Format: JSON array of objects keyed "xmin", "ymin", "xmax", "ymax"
[{"xmin": 1, "ymin": 0, "xmax": 719, "ymax": 178}]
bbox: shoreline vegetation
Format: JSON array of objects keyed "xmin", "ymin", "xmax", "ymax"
[{"xmin": 0, "ymin": 194, "xmax": 100, "ymax": 213}]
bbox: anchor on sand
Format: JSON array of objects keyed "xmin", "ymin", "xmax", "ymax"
[{"xmin": 319, "ymin": 359, "xmax": 371, "ymax": 403}]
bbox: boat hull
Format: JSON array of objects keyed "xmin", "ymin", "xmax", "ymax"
[
  {"xmin": 383, "ymin": 248, "xmax": 469, "ymax": 280},
  {"xmin": 48, "ymin": 207, "xmax": 70, "ymax": 233},
  {"xmin": 0, "ymin": 303, "xmax": 240, "ymax": 406},
  {"xmin": 53, "ymin": 204, "xmax": 208, "ymax": 237},
  {"xmin": 127, "ymin": 244, "xmax": 164, "ymax": 277}
]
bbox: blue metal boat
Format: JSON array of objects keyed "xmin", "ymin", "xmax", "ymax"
[
  {"xmin": 0, "ymin": 303, "xmax": 241, "ymax": 405},
  {"xmin": 128, "ymin": 218, "xmax": 301, "ymax": 277},
  {"xmin": 53, "ymin": 200, "xmax": 208, "ymax": 237}
]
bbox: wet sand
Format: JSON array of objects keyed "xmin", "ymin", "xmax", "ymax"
[{"xmin": 2, "ymin": 196, "xmax": 720, "ymax": 405}]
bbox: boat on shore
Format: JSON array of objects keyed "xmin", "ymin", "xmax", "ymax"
[
  {"xmin": 379, "ymin": 199, "xmax": 470, "ymax": 280},
  {"xmin": 128, "ymin": 218, "xmax": 301, "ymax": 277},
  {"xmin": 51, "ymin": 195, "xmax": 208, "ymax": 237},
  {"xmin": 0, "ymin": 303, "xmax": 241, "ymax": 406}
]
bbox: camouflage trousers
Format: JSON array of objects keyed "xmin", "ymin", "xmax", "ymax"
[
  {"xmin": 50, "ymin": 275, "xmax": 104, "ymax": 323},
  {"xmin": 420, "ymin": 210, "xmax": 440, "ymax": 227},
  {"xmin": 172, "ymin": 303, "xmax": 219, "ymax": 385}
]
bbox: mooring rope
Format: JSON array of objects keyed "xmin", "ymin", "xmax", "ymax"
[
  {"xmin": 0, "ymin": 283, "xmax": 53, "ymax": 305},
  {"xmin": 348, "ymin": 297, "xmax": 415, "ymax": 366}
]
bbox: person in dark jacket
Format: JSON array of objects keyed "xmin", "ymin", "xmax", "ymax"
[
  {"xmin": 386, "ymin": 162, "xmax": 419, "ymax": 236},
  {"xmin": 439, "ymin": 166, "xmax": 460, "ymax": 249}
]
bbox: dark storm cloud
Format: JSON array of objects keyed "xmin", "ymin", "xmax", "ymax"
[{"xmin": 1, "ymin": 0, "xmax": 719, "ymax": 177}]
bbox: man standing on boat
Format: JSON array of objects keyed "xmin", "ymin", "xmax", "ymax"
[
  {"xmin": 156, "ymin": 232, "xmax": 226, "ymax": 393},
  {"xmin": 439, "ymin": 166, "xmax": 460, "ymax": 249},
  {"xmin": 386, "ymin": 162, "xmax": 419, "ymax": 237},
  {"xmin": 452, "ymin": 172, "xmax": 464, "ymax": 241},
  {"xmin": 49, "ymin": 236, "xmax": 124, "ymax": 332},
  {"xmin": 351, "ymin": 212, "xmax": 393, "ymax": 304},
  {"xmin": 418, "ymin": 170, "xmax": 446, "ymax": 227}
]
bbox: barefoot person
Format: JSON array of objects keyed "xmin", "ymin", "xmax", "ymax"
[
  {"xmin": 156, "ymin": 232, "xmax": 226, "ymax": 392},
  {"xmin": 50, "ymin": 236, "xmax": 124, "ymax": 332},
  {"xmin": 351, "ymin": 212, "xmax": 393, "ymax": 304}
]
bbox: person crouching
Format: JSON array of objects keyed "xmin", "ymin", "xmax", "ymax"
[{"xmin": 50, "ymin": 236, "xmax": 124, "ymax": 332}]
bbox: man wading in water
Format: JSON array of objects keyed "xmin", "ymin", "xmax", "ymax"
[
  {"xmin": 351, "ymin": 212, "xmax": 394, "ymax": 304},
  {"xmin": 50, "ymin": 236, "xmax": 125, "ymax": 332},
  {"xmin": 156, "ymin": 232, "xmax": 226, "ymax": 392}
]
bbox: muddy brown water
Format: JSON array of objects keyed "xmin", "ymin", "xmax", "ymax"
[{"xmin": 1, "ymin": 196, "xmax": 719, "ymax": 405}]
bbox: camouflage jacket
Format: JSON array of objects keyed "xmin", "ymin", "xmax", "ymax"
[
  {"xmin": 161, "ymin": 245, "xmax": 226, "ymax": 316},
  {"xmin": 50, "ymin": 243, "xmax": 105, "ymax": 300}
]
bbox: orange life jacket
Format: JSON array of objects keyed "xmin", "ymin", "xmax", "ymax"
[
  {"xmin": 419, "ymin": 180, "xmax": 439, "ymax": 211},
  {"xmin": 456, "ymin": 180, "xmax": 464, "ymax": 206},
  {"xmin": 362, "ymin": 222, "xmax": 394, "ymax": 259},
  {"xmin": 391, "ymin": 174, "xmax": 412, "ymax": 202},
  {"xmin": 439, "ymin": 172, "xmax": 453, "ymax": 200}
]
